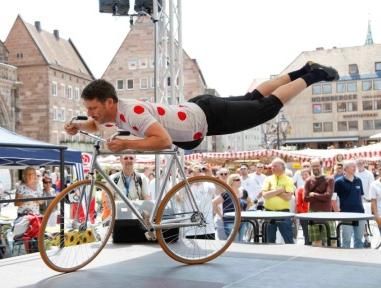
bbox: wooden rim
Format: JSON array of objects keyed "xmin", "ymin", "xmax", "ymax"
[
  {"xmin": 156, "ymin": 175, "xmax": 241, "ymax": 265},
  {"xmin": 38, "ymin": 180, "xmax": 116, "ymax": 273}
]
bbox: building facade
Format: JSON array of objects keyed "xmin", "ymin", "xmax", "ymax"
[
  {"xmin": 281, "ymin": 43, "xmax": 381, "ymax": 149},
  {"xmin": 0, "ymin": 40, "xmax": 18, "ymax": 131},
  {"xmin": 5, "ymin": 16, "xmax": 94, "ymax": 148}
]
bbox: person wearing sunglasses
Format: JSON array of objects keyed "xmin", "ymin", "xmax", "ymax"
[
  {"xmin": 40, "ymin": 176, "xmax": 56, "ymax": 215},
  {"xmin": 110, "ymin": 154, "xmax": 150, "ymax": 201}
]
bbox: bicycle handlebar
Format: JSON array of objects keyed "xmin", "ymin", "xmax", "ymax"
[{"xmin": 69, "ymin": 116, "xmax": 131, "ymax": 142}]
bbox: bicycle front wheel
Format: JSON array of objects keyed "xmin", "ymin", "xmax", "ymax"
[
  {"xmin": 156, "ymin": 176, "xmax": 241, "ymax": 264},
  {"xmin": 38, "ymin": 180, "xmax": 115, "ymax": 272}
]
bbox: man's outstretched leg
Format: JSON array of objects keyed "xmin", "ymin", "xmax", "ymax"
[{"xmin": 272, "ymin": 63, "xmax": 339, "ymax": 104}]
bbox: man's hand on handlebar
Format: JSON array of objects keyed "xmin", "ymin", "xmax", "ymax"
[
  {"xmin": 106, "ymin": 138, "xmax": 127, "ymax": 153},
  {"xmin": 64, "ymin": 122, "xmax": 79, "ymax": 135}
]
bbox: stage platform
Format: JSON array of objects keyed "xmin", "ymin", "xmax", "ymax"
[{"xmin": 1, "ymin": 243, "xmax": 380, "ymax": 288}]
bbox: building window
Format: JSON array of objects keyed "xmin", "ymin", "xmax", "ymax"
[
  {"xmin": 322, "ymin": 83, "xmax": 332, "ymax": 94},
  {"xmin": 150, "ymin": 58, "xmax": 155, "ymax": 68},
  {"xmin": 139, "ymin": 58, "xmax": 148, "ymax": 69},
  {"xmin": 347, "ymin": 82, "xmax": 357, "ymax": 92},
  {"xmin": 374, "ymin": 119, "xmax": 381, "ymax": 130},
  {"xmin": 127, "ymin": 79, "xmax": 134, "ymax": 90},
  {"xmin": 53, "ymin": 106, "xmax": 58, "ymax": 121},
  {"xmin": 336, "ymin": 82, "xmax": 346, "ymax": 93},
  {"xmin": 128, "ymin": 59, "xmax": 138, "ymax": 70},
  {"xmin": 74, "ymin": 87, "xmax": 80, "ymax": 101},
  {"xmin": 349, "ymin": 64, "xmax": 359, "ymax": 75},
  {"xmin": 375, "ymin": 100, "xmax": 381, "ymax": 110},
  {"xmin": 323, "ymin": 122, "xmax": 333, "ymax": 132},
  {"xmin": 312, "ymin": 84, "xmax": 321, "ymax": 95},
  {"xmin": 140, "ymin": 78, "xmax": 148, "ymax": 89},
  {"xmin": 375, "ymin": 119, "xmax": 381, "ymax": 130},
  {"xmin": 116, "ymin": 80, "xmax": 124, "ymax": 90},
  {"xmin": 323, "ymin": 103, "xmax": 332, "ymax": 113},
  {"xmin": 312, "ymin": 104, "xmax": 322, "ymax": 113},
  {"xmin": 150, "ymin": 76, "xmax": 155, "ymax": 89},
  {"xmin": 375, "ymin": 62, "xmax": 381, "ymax": 72},
  {"xmin": 362, "ymin": 80, "xmax": 372, "ymax": 91},
  {"xmin": 363, "ymin": 100, "xmax": 373, "ymax": 111},
  {"xmin": 313, "ymin": 122, "xmax": 322, "ymax": 132},
  {"xmin": 337, "ymin": 102, "xmax": 346, "ymax": 112},
  {"xmin": 338, "ymin": 121, "xmax": 348, "ymax": 131},
  {"xmin": 67, "ymin": 86, "xmax": 73, "ymax": 100},
  {"xmin": 60, "ymin": 84, "xmax": 65, "ymax": 97},
  {"xmin": 348, "ymin": 121, "xmax": 358, "ymax": 131},
  {"xmin": 374, "ymin": 79, "xmax": 381, "ymax": 90},
  {"xmin": 51, "ymin": 81, "xmax": 57, "ymax": 97},
  {"xmin": 167, "ymin": 77, "xmax": 171, "ymax": 87},
  {"xmin": 363, "ymin": 120, "xmax": 374, "ymax": 130},
  {"xmin": 347, "ymin": 102, "xmax": 357, "ymax": 112}
]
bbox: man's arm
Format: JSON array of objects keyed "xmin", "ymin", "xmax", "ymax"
[
  {"xmin": 107, "ymin": 122, "xmax": 172, "ymax": 152},
  {"xmin": 312, "ymin": 177, "xmax": 334, "ymax": 202},
  {"xmin": 262, "ymin": 188, "xmax": 285, "ymax": 199},
  {"xmin": 64, "ymin": 118, "xmax": 99, "ymax": 134}
]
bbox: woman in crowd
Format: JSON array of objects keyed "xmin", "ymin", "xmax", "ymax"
[
  {"xmin": 213, "ymin": 174, "xmax": 248, "ymax": 242},
  {"xmin": 15, "ymin": 167, "xmax": 43, "ymax": 215}
]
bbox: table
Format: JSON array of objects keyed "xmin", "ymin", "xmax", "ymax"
[
  {"xmin": 295, "ymin": 212, "xmax": 375, "ymax": 247},
  {"xmin": 225, "ymin": 211, "xmax": 295, "ymax": 243}
]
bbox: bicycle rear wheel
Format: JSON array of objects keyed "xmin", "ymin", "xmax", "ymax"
[
  {"xmin": 156, "ymin": 176, "xmax": 241, "ymax": 264},
  {"xmin": 38, "ymin": 180, "xmax": 115, "ymax": 272}
]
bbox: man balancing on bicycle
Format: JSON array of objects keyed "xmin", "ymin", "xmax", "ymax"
[{"xmin": 64, "ymin": 62, "xmax": 339, "ymax": 152}]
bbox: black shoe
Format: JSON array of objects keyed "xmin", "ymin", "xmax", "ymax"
[
  {"xmin": 308, "ymin": 61, "xmax": 340, "ymax": 81},
  {"xmin": 364, "ymin": 240, "xmax": 371, "ymax": 248}
]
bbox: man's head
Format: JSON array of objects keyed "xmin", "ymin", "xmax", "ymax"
[
  {"xmin": 120, "ymin": 154, "xmax": 136, "ymax": 170},
  {"xmin": 343, "ymin": 160, "xmax": 356, "ymax": 177},
  {"xmin": 249, "ymin": 164, "xmax": 256, "ymax": 174},
  {"xmin": 239, "ymin": 164, "xmax": 249, "ymax": 176},
  {"xmin": 310, "ymin": 158, "xmax": 322, "ymax": 177},
  {"xmin": 81, "ymin": 79, "xmax": 119, "ymax": 124},
  {"xmin": 271, "ymin": 158, "xmax": 286, "ymax": 176},
  {"xmin": 301, "ymin": 168, "xmax": 311, "ymax": 181},
  {"xmin": 301, "ymin": 161, "xmax": 311, "ymax": 170},
  {"xmin": 356, "ymin": 159, "xmax": 366, "ymax": 172},
  {"xmin": 256, "ymin": 163, "xmax": 264, "ymax": 174},
  {"xmin": 42, "ymin": 177, "xmax": 52, "ymax": 190},
  {"xmin": 217, "ymin": 168, "xmax": 229, "ymax": 182},
  {"xmin": 335, "ymin": 163, "xmax": 343, "ymax": 175}
]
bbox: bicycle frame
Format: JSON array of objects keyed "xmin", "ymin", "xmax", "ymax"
[{"xmin": 82, "ymin": 132, "xmax": 202, "ymax": 233}]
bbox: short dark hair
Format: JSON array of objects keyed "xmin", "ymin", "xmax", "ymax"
[{"xmin": 81, "ymin": 79, "xmax": 118, "ymax": 103}]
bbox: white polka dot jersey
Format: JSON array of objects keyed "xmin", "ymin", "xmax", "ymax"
[{"xmin": 115, "ymin": 99, "xmax": 208, "ymax": 143}]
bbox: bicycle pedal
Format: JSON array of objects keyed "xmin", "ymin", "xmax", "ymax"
[{"xmin": 144, "ymin": 231, "xmax": 157, "ymax": 241}]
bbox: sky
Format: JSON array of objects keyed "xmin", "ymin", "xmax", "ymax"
[{"xmin": 0, "ymin": 0, "xmax": 380, "ymax": 96}]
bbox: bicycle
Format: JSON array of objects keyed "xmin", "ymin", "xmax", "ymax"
[{"xmin": 38, "ymin": 116, "xmax": 241, "ymax": 272}]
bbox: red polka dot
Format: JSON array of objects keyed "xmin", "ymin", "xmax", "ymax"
[
  {"xmin": 177, "ymin": 111, "xmax": 187, "ymax": 121},
  {"xmin": 105, "ymin": 123, "xmax": 114, "ymax": 127},
  {"xmin": 119, "ymin": 114, "xmax": 126, "ymax": 122},
  {"xmin": 132, "ymin": 126, "xmax": 139, "ymax": 131},
  {"xmin": 193, "ymin": 132, "xmax": 203, "ymax": 140},
  {"xmin": 134, "ymin": 105, "xmax": 145, "ymax": 114},
  {"xmin": 157, "ymin": 106, "xmax": 166, "ymax": 116}
]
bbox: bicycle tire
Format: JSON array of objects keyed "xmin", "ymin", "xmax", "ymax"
[
  {"xmin": 156, "ymin": 175, "xmax": 241, "ymax": 264},
  {"xmin": 38, "ymin": 180, "xmax": 116, "ymax": 272}
]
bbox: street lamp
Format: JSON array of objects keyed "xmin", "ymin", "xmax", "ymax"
[
  {"xmin": 261, "ymin": 112, "xmax": 290, "ymax": 150},
  {"xmin": 276, "ymin": 113, "xmax": 290, "ymax": 149}
]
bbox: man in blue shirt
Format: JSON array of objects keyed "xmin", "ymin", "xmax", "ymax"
[{"xmin": 334, "ymin": 160, "xmax": 365, "ymax": 248}]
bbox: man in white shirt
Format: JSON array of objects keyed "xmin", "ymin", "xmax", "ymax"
[
  {"xmin": 249, "ymin": 163, "xmax": 266, "ymax": 201},
  {"xmin": 356, "ymin": 160, "xmax": 375, "ymax": 203},
  {"xmin": 239, "ymin": 164, "xmax": 257, "ymax": 199},
  {"xmin": 370, "ymin": 170, "xmax": 381, "ymax": 235}
]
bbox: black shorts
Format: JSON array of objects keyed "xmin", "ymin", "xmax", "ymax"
[{"xmin": 173, "ymin": 90, "xmax": 283, "ymax": 150}]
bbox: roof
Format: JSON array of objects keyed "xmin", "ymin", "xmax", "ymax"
[
  {"xmin": 20, "ymin": 16, "xmax": 94, "ymax": 78},
  {"xmin": 281, "ymin": 44, "xmax": 381, "ymax": 80},
  {"xmin": 0, "ymin": 39, "xmax": 9, "ymax": 54}
]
